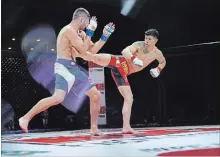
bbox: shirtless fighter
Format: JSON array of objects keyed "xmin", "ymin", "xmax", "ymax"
[
  {"xmin": 72, "ymin": 29, "xmax": 166, "ymax": 134},
  {"xmin": 19, "ymin": 8, "xmax": 115, "ymax": 136}
]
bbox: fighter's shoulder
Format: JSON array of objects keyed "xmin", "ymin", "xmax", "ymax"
[
  {"xmin": 132, "ymin": 41, "xmax": 145, "ymax": 48},
  {"xmin": 62, "ymin": 25, "xmax": 77, "ymax": 36},
  {"xmin": 154, "ymin": 47, "xmax": 164, "ymax": 56},
  {"xmin": 155, "ymin": 47, "xmax": 163, "ymax": 54}
]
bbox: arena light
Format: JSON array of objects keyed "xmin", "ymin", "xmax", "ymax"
[
  {"xmin": 8, "ymin": 47, "xmax": 12, "ymax": 50},
  {"xmin": 120, "ymin": 0, "xmax": 137, "ymax": 16},
  {"xmin": 12, "ymin": 38, "xmax": 15, "ymax": 41}
]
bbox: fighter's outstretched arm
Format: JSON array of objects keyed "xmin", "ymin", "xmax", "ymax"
[{"xmin": 89, "ymin": 40, "xmax": 106, "ymax": 54}]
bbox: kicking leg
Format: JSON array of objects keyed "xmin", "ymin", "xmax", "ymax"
[{"xmin": 82, "ymin": 52, "xmax": 119, "ymax": 67}]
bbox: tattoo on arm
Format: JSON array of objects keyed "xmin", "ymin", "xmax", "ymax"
[{"xmin": 133, "ymin": 41, "xmax": 148, "ymax": 54}]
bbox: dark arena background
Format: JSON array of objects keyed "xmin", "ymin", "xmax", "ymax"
[{"xmin": 1, "ymin": 0, "xmax": 220, "ymax": 156}]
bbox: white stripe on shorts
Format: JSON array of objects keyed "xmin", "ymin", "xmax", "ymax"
[{"xmin": 54, "ymin": 62, "xmax": 75, "ymax": 92}]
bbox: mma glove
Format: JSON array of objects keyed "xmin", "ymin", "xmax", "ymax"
[
  {"xmin": 150, "ymin": 67, "xmax": 162, "ymax": 78},
  {"xmin": 86, "ymin": 16, "xmax": 98, "ymax": 37},
  {"xmin": 100, "ymin": 23, "xmax": 115, "ymax": 41},
  {"xmin": 131, "ymin": 56, "xmax": 143, "ymax": 67}
]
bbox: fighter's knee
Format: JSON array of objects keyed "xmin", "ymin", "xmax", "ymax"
[
  {"xmin": 89, "ymin": 89, "xmax": 101, "ymax": 112},
  {"xmin": 122, "ymin": 107, "xmax": 129, "ymax": 115},
  {"xmin": 124, "ymin": 94, "xmax": 133, "ymax": 105},
  {"xmin": 91, "ymin": 92, "xmax": 101, "ymax": 103},
  {"xmin": 94, "ymin": 104, "xmax": 101, "ymax": 112}
]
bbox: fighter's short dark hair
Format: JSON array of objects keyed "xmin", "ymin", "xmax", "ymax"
[
  {"xmin": 72, "ymin": 8, "xmax": 90, "ymax": 20},
  {"xmin": 145, "ymin": 29, "xmax": 159, "ymax": 39}
]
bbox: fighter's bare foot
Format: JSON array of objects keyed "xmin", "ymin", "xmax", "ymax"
[
  {"xmin": 90, "ymin": 128, "xmax": 104, "ymax": 136},
  {"xmin": 122, "ymin": 127, "xmax": 139, "ymax": 134},
  {"xmin": 19, "ymin": 117, "xmax": 29, "ymax": 133}
]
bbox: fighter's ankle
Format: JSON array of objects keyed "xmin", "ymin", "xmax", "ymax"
[
  {"xmin": 123, "ymin": 125, "xmax": 131, "ymax": 129},
  {"xmin": 91, "ymin": 125, "xmax": 98, "ymax": 129},
  {"xmin": 21, "ymin": 116, "xmax": 31, "ymax": 122}
]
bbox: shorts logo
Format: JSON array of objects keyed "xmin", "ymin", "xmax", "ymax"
[{"xmin": 121, "ymin": 61, "xmax": 129, "ymax": 75}]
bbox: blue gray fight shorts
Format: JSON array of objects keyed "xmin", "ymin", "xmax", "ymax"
[{"xmin": 54, "ymin": 59, "xmax": 95, "ymax": 95}]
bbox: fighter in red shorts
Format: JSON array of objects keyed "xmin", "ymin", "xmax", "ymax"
[{"xmin": 72, "ymin": 29, "xmax": 166, "ymax": 134}]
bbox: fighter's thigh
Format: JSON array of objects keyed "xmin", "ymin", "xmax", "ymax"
[{"xmin": 54, "ymin": 62, "xmax": 76, "ymax": 93}]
